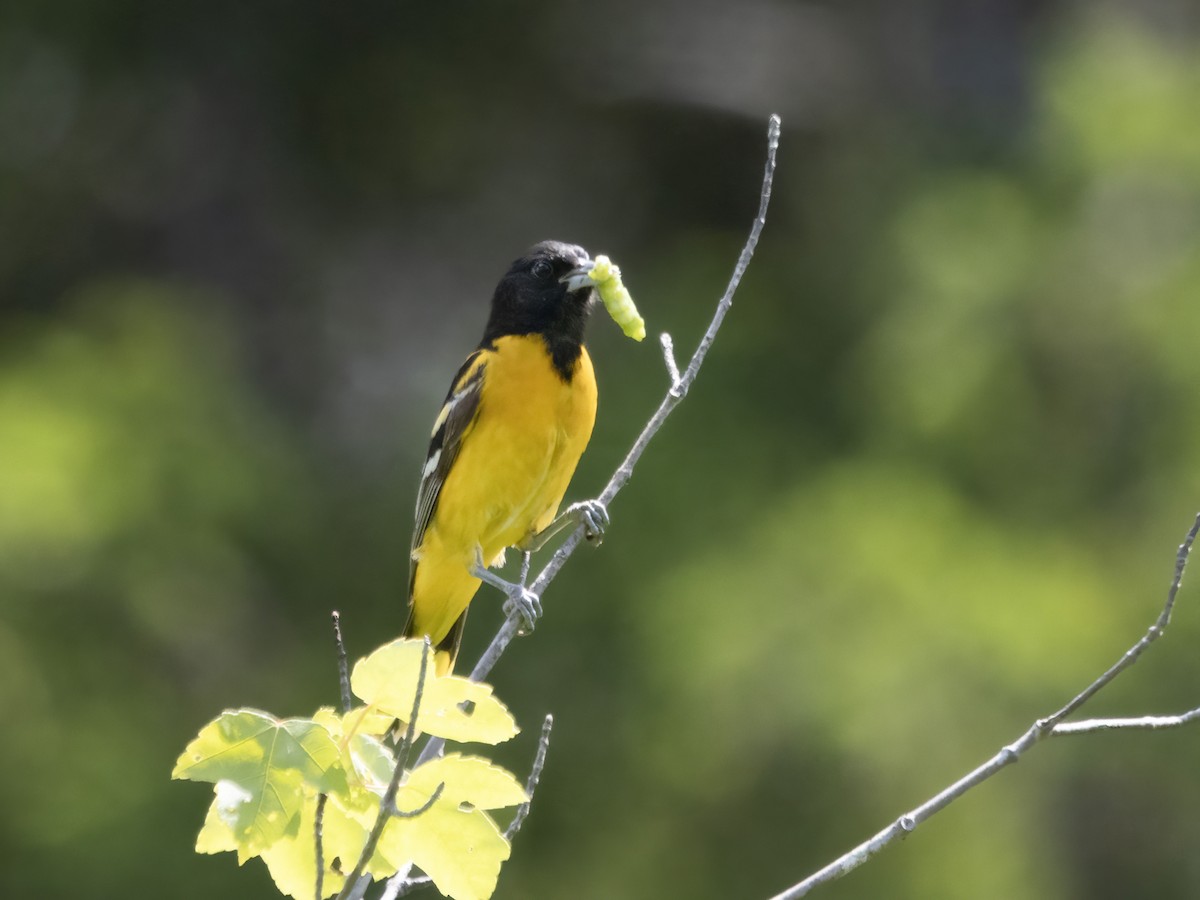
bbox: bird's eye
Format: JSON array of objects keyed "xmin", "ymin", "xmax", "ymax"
[{"xmin": 531, "ymin": 259, "xmax": 553, "ymax": 280}]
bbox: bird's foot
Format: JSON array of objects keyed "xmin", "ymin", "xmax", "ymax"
[
  {"xmin": 519, "ymin": 499, "xmax": 611, "ymax": 553},
  {"xmin": 471, "ymin": 548, "xmax": 542, "ymax": 636},
  {"xmin": 502, "ymin": 589, "xmax": 543, "ymax": 636},
  {"xmin": 564, "ymin": 498, "xmax": 610, "ymax": 545}
]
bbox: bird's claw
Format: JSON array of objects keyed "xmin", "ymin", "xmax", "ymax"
[
  {"xmin": 472, "ymin": 547, "xmax": 542, "ymax": 636},
  {"xmin": 503, "ymin": 588, "xmax": 543, "ymax": 636},
  {"xmin": 568, "ymin": 499, "xmax": 609, "ymax": 545}
]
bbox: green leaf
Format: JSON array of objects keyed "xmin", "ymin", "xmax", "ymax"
[
  {"xmin": 402, "ymin": 753, "xmax": 528, "ymax": 811},
  {"xmin": 247, "ymin": 751, "xmax": 526, "ymax": 900},
  {"xmin": 312, "ymin": 708, "xmax": 398, "ymax": 830},
  {"xmin": 312, "ymin": 707, "xmax": 395, "ymax": 792},
  {"xmin": 380, "ymin": 805, "xmax": 509, "ymax": 900},
  {"xmin": 351, "ymin": 640, "xmax": 519, "ymax": 744},
  {"xmin": 177, "ymin": 660, "xmax": 529, "ymax": 899},
  {"xmin": 231, "ymin": 708, "xmax": 401, "ymax": 899},
  {"xmin": 373, "ymin": 755, "xmax": 527, "ymax": 900},
  {"xmin": 173, "ymin": 708, "xmax": 343, "ymax": 861},
  {"xmin": 258, "ymin": 791, "xmax": 371, "ymax": 899}
]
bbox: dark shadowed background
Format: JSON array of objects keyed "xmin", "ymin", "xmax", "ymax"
[{"xmin": 4, "ymin": 1, "xmax": 1200, "ymax": 898}]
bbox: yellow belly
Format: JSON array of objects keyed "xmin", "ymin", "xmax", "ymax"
[{"xmin": 409, "ymin": 335, "xmax": 597, "ymax": 648}]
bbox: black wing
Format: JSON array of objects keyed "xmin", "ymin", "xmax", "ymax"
[{"xmin": 408, "ymin": 349, "xmax": 488, "ymax": 594}]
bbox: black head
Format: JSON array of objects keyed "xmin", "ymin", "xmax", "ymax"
[{"xmin": 482, "ymin": 241, "xmax": 596, "ymax": 355}]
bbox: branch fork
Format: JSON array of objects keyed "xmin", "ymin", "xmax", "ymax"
[{"xmin": 770, "ymin": 512, "xmax": 1200, "ymax": 899}]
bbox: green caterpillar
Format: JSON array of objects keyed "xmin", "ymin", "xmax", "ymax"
[{"xmin": 590, "ymin": 255, "xmax": 645, "ymax": 342}]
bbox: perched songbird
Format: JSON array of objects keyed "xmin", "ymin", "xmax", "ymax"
[{"xmin": 403, "ymin": 241, "xmax": 610, "ymax": 675}]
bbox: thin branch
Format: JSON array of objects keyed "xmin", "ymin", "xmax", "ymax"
[
  {"xmin": 768, "ymin": 511, "xmax": 1200, "ymax": 900},
  {"xmin": 336, "ymin": 639, "xmax": 437, "ymax": 900},
  {"xmin": 315, "ymin": 793, "xmax": 328, "ymax": 900},
  {"xmin": 319, "ymin": 612, "xmax": 353, "ymax": 900},
  {"xmin": 1052, "ymin": 707, "xmax": 1200, "ymax": 735},
  {"xmin": 332, "ymin": 611, "xmax": 353, "ymax": 715},
  {"xmin": 469, "ymin": 112, "xmax": 782, "ymax": 679},
  {"xmin": 505, "ymin": 714, "xmax": 554, "ymax": 842},
  {"xmin": 411, "ymin": 115, "xmax": 780, "ymax": 769},
  {"xmin": 1039, "ymin": 512, "xmax": 1198, "ymax": 726},
  {"xmin": 321, "ymin": 119, "xmax": 781, "ymax": 900},
  {"xmin": 660, "ymin": 332, "xmax": 681, "ymax": 395}
]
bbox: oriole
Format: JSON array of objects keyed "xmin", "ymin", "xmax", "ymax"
[{"xmin": 403, "ymin": 241, "xmax": 609, "ymax": 675}]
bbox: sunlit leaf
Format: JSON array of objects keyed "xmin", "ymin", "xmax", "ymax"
[
  {"xmin": 173, "ymin": 709, "xmax": 343, "ymax": 861},
  {"xmin": 372, "ymin": 755, "xmax": 527, "ymax": 900},
  {"xmin": 351, "ymin": 640, "xmax": 519, "ymax": 744},
  {"xmin": 258, "ymin": 789, "xmax": 374, "ymax": 900},
  {"xmin": 380, "ymin": 805, "xmax": 510, "ymax": 900},
  {"xmin": 401, "ymin": 753, "xmax": 528, "ymax": 811}
]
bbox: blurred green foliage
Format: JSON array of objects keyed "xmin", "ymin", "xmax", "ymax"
[{"xmin": 2, "ymin": 3, "xmax": 1200, "ymax": 899}]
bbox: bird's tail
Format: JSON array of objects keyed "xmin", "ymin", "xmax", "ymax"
[{"xmin": 402, "ymin": 605, "xmax": 466, "ymax": 677}]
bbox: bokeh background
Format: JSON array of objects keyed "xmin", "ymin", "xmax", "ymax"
[{"xmin": 4, "ymin": 1, "xmax": 1200, "ymax": 898}]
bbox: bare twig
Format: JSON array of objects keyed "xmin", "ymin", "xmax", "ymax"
[
  {"xmin": 455, "ymin": 111, "xmax": 781, "ymax": 688},
  {"xmin": 505, "ymin": 714, "xmax": 554, "ymax": 841},
  {"xmin": 412, "ymin": 115, "xmax": 780, "ymax": 769},
  {"xmin": 1041, "ymin": 512, "xmax": 1197, "ymax": 726},
  {"xmin": 318, "ymin": 612, "xmax": 354, "ymax": 900},
  {"xmin": 768, "ymin": 511, "xmax": 1200, "ymax": 900},
  {"xmin": 336, "ymin": 639, "xmax": 440, "ymax": 900},
  {"xmin": 315, "ymin": 793, "xmax": 328, "ymax": 900},
  {"xmin": 390, "ymin": 114, "xmax": 782, "ymax": 900},
  {"xmin": 660, "ymin": 333, "xmax": 681, "ymax": 395},
  {"xmin": 332, "ymin": 611, "xmax": 353, "ymax": 715},
  {"xmin": 1052, "ymin": 708, "xmax": 1200, "ymax": 735}
]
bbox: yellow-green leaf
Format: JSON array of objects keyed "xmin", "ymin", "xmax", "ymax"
[
  {"xmin": 402, "ymin": 753, "xmax": 528, "ymax": 811},
  {"xmin": 359, "ymin": 753, "xmax": 528, "ymax": 900},
  {"xmin": 173, "ymin": 708, "xmax": 343, "ymax": 860},
  {"xmin": 177, "ymin": 657, "xmax": 529, "ymax": 900},
  {"xmin": 351, "ymin": 640, "xmax": 519, "ymax": 744},
  {"xmin": 313, "ymin": 707, "xmax": 395, "ymax": 793},
  {"xmin": 194, "ymin": 782, "xmax": 243, "ymax": 855},
  {"xmin": 380, "ymin": 805, "xmax": 510, "ymax": 900},
  {"xmin": 258, "ymin": 790, "xmax": 378, "ymax": 899}
]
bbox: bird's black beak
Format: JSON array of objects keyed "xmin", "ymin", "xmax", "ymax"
[{"xmin": 560, "ymin": 259, "xmax": 596, "ymax": 293}]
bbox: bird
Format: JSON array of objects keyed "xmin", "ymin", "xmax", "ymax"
[{"xmin": 403, "ymin": 240, "xmax": 609, "ymax": 676}]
